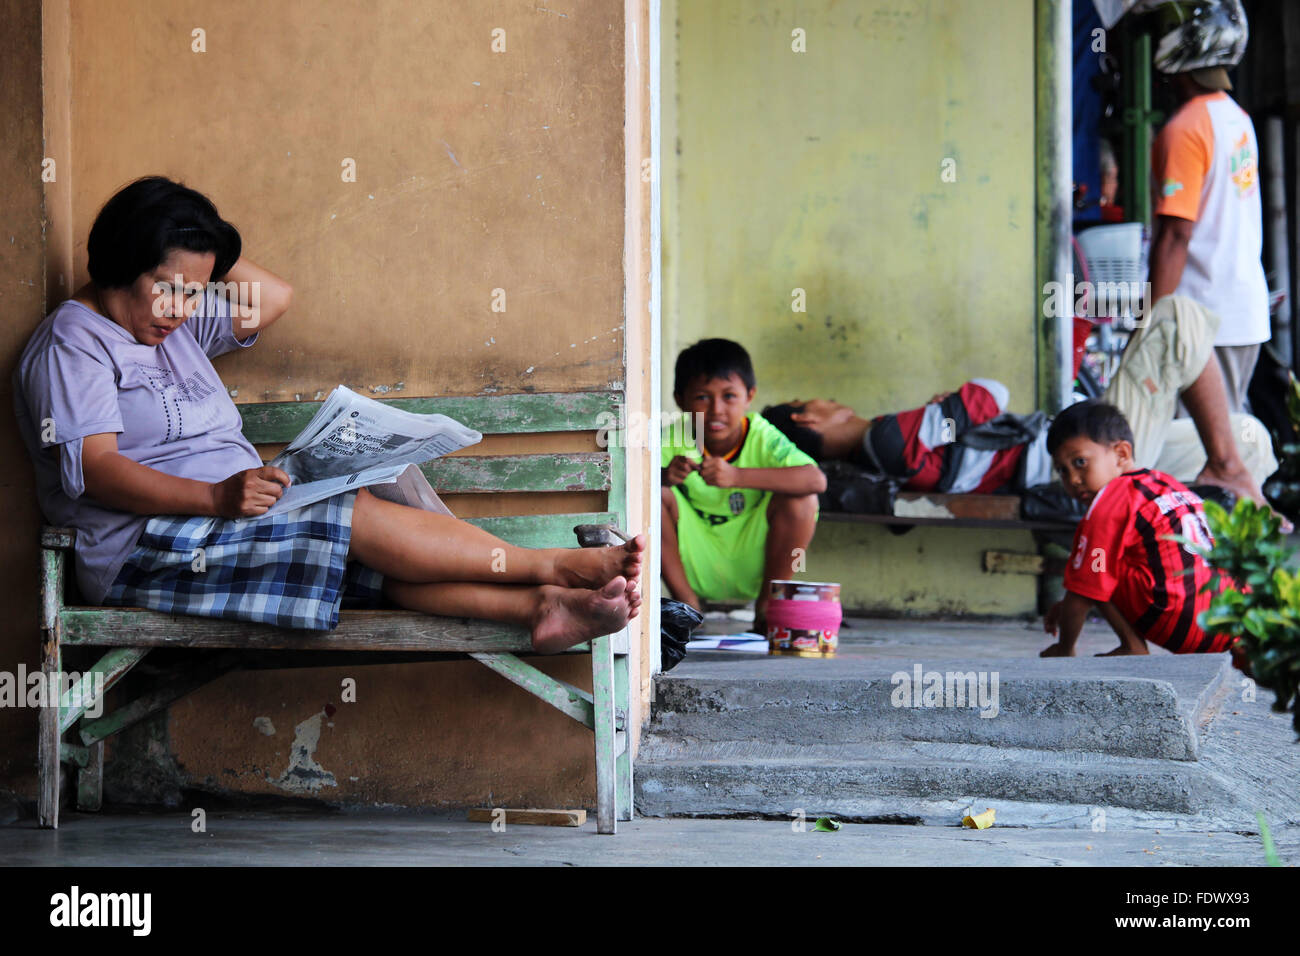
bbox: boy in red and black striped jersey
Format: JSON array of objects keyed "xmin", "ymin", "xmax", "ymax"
[{"xmin": 1040, "ymin": 400, "xmax": 1236, "ymax": 657}]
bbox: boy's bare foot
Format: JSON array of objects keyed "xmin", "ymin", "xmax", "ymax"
[
  {"xmin": 531, "ymin": 577, "xmax": 639, "ymax": 654},
  {"xmin": 1039, "ymin": 642, "xmax": 1076, "ymax": 657},
  {"xmin": 551, "ymin": 534, "xmax": 646, "ymax": 589},
  {"xmin": 1095, "ymin": 643, "xmax": 1149, "ymax": 656}
]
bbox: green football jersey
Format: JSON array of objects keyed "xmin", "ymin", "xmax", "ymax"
[{"xmin": 661, "ymin": 412, "xmax": 817, "ymax": 522}]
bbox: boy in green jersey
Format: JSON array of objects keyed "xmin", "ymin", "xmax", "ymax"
[{"xmin": 662, "ymin": 339, "xmax": 825, "ymax": 629}]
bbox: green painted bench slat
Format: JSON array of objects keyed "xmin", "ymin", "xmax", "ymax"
[
  {"xmin": 57, "ymin": 648, "xmax": 147, "ymax": 734},
  {"xmin": 424, "ymin": 454, "xmax": 610, "ymax": 494},
  {"xmin": 237, "ymin": 390, "xmax": 620, "ymax": 444},
  {"xmin": 469, "ymin": 653, "xmax": 596, "ymax": 728},
  {"xmin": 466, "ymin": 512, "xmax": 617, "ymax": 549},
  {"xmin": 60, "ymin": 608, "xmax": 537, "ymax": 652},
  {"xmin": 43, "ymin": 512, "xmax": 618, "ymax": 555}
]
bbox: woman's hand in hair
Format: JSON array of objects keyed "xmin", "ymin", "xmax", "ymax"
[{"xmin": 215, "ymin": 257, "xmax": 294, "ymax": 342}]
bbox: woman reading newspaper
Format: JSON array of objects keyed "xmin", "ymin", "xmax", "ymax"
[{"xmin": 13, "ymin": 177, "xmax": 643, "ymax": 651}]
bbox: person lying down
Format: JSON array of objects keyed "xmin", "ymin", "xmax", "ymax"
[
  {"xmin": 763, "ymin": 373, "xmax": 1278, "ymax": 502},
  {"xmin": 764, "ymin": 379, "xmax": 1051, "ymax": 495}
]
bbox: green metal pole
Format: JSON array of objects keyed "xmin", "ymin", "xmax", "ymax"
[
  {"xmin": 1124, "ymin": 32, "xmax": 1154, "ymax": 230},
  {"xmin": 1036, "ymin": 0, "xmax": 1073, "ymax": 414}
]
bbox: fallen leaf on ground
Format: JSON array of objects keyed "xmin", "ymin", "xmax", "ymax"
[{"xmin": 962, "ymin": 808, "xmax": 996, "ymax": 829}]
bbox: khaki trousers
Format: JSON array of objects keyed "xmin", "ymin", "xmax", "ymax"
[{"xmin": 1103, "ymin": 295, "xmax": 1277, "ymax": 486}]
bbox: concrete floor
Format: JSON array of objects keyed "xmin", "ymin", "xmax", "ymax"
[
  {"xmin": 3, "ymin": 616, "xmax": 1295, "ymax": 866},
  {"xmin": 696, "ymin": 610, "xmax": 1174, "ymax": 658},
  {"xmin": 1, "ymin": 809, "xmax": 1294, "ymax": 866}
]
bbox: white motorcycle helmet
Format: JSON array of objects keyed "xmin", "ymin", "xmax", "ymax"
[{"xmin": 1131, "ymin": 0, "xmax": 1248, "ymax": 89}]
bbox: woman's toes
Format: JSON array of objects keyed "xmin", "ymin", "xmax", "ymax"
[
  {"xmin": 531, "ymin": 579, "xmax": 633, "ymax": 653},
  {"xmin": 555, "ymin": 538, "xmax": 645, "ymax": 589},
  {"xmin": 622, "ymin": 538, "xmax": 645, "ymax": 577}
]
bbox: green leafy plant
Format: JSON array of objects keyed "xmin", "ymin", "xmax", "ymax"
[
  {"xmin": 1261, "ymin": 363, "xmax": 1300, "ymax": 522},
  {"xmin": 1256, "ymin": 812, "xmax": 1283, "ymax": 867},
  {"xmin": 1184, "ymin": 498, "xmax": 1300, "ymax": 736}
]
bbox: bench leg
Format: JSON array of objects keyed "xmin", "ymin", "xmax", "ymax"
[
  {"xmin": 590, "ymin": 633, "xmax": 617, "ymax": 834},
  {"xmin": 76, "ymin": 741, "xmax": 104, "ymax": 812},
  {"xmin": 614, "ymin": 650, "xmax": 632, "ymax": 822},
  {"xmin": 37, "ymin": 627, "xmax": 61, "ymax": 829}
]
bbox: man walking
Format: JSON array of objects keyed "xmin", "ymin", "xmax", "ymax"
[{"xmin": 1142, "ymin": 0, "xmax": 1268, "ymax": 413}]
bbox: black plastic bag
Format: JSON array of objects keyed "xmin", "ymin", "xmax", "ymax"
[
  {"xmin": 818, "ymin": 460, "xmax": 900, "ymax": 515},
  {"xmin": 1020, "ymin": 484, "xmax": 1087, "ymax": 523},
  {"xmin": 660, "ymin": 599, "xmax": 703, "ymax": 672},
  {"xmin": 1187, "ymin": 484, "xmax": 1237, "ymax": 512},
  {"xmin": 1020, "ymin": 482, "xmax": 1235, "ymax": 523}
]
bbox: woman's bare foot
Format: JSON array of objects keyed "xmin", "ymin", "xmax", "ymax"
[
  {"xmin": 531, "ymin": 577, "xmax": 640, "ymax": 654},
  {"xmin": 551, "ymin": 534, "xmax": 646, "ymax": 589}
]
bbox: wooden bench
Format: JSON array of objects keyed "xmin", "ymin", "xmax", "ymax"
[
  {"xmin": 37, "ymin": 389, "xmax": 634, "ymax": 833},
  {"xmin": 820, "ymin": 491, "xmax": 1076, "ymax": 531},
  {"xmin": 819, "ymin": 491, "xmax": 1078, "ymax": 584}
]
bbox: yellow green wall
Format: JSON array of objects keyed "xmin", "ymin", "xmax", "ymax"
[{"xmin": 662, "ymin": 0, "xmax": 1040, "ymax": 615}]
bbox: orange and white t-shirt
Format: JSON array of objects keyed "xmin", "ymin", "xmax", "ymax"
[{"xmin": 1151, "ymin": 91, "xmax": 1269, "ymax": 347}]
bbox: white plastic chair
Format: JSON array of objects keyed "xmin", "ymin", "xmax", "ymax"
[
  {"xmin": 1074, "ymin": 222, "xmax": 1147, "ymax": 386},
  {"xmin": 1075, "ymin": 222, "xmax": 1146, "ymax": 326}
]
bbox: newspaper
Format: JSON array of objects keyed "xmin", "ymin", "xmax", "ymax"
[{"xmin": 259, "ymin": 385, "xmax": 482, "ymax": 516}]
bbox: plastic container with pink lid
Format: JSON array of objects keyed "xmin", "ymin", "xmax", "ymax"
[{"xmin": 765, "ymin": 580, "xmax": 843, "ymax": 657}]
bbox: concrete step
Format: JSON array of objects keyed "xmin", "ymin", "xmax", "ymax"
[
  {"xmin": 636, "ymin": 651, "xmax": 1254, "ymax": 827},
  {"xmin": 649, "ymin": 654, "xmax": 1233, "ymax": 760},
  {"xmin": 634, "ymin": 739, "xmax": 1244, "ymax": 825}
]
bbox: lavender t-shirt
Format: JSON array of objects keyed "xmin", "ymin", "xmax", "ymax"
[{"xmin": 13, "ymin": 290, "xmax": 262, "ymax": 602}]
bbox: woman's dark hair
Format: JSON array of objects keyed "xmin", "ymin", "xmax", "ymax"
[
  {"xmin": 673, "ymin": 338, "xmax": 756, "ymax": 397},
  {"xmin": 1046, "ymin": 399, "xmax": 1136, "ymax": 458},
  {"xmin": 86, "ymin": 176, "xmax": 241, "ymax": 289},
  {"xmin": 761, "ymin": 402, "xmax": 825, "ymax": 461}
]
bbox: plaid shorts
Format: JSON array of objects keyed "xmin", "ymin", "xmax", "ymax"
[{"xmin": 105, "ymin": 490, "xmax": 386, "ymax": 631}]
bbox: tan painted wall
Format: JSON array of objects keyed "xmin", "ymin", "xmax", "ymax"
[
  {"xmin": 661, "ymin": 0, "xmax": 1040, "ymax": 615},
  {"xmin": 0, "ymin": 0, "xmax": 50, "ymax": 796},
  {"xmin": 69, "ymin": 0, "xmax": 627, "ymax": 400},
  {"xmin": 1, "ymin": 0, "xmax": 650, "ymax": 810}
]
